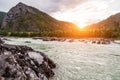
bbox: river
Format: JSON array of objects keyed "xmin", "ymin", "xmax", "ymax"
[{"xmin": 4, "ymin": 37, "xmax": 120, "ymax": 80}]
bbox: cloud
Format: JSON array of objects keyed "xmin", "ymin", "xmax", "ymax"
[
  {"xmin": 51, "ymin": 0, "xmax": 120, "ymax": 26},
  {"xmin": 0, "ymin": 0, "xmax": 88, "ymax": 13},
  {"xmin": 0, "ymin": 0, "xmax": 120, "ymax": 27},
  {"xmin": 0, "ymin": 0, "xmax": 18, "ymax": 12},
  {"xmin": 26, "ymin": 0, "xmax": 88, "ymax": 13},
  {"xmin": 46, "ymin": 0, "xmax": 88, "ymax": 13}
]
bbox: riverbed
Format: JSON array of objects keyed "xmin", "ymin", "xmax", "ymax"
[{"xmin": 4, "ymin": 37, "xmax": 120, "ymax": 80}]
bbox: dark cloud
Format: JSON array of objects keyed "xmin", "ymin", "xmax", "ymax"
[
  {"xmin": 0, "ymin": 0, "xmax": 88, "ymax": 13},
  {"xmin": 45, "ymin": 0, "xmax": 88, "ymax": 13}
]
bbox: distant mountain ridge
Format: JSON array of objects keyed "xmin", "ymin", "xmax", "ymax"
[
  {"xmin": 85, "ymin": 12, "xmax": 120, "ymax": 30},
  {"xmin": 1, "ymin": 2, "xmax": 79, "ymax": 32},
  {"xmin": 0, "ymin": 12, "xmax": 6, "ymax": 27},
  {"xmin": 84, "ymin": 12, "xmax": 120, "ymax": 38},
  {"xmin": 0, "ymin": 2, "xmax": 120, "ymax": 38}
]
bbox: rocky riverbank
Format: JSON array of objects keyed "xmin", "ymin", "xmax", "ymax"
[
  {"xmin": 0, "ymin": 38, "xmax": 56, "ymax": 80},
  {"xmin": 33, "ymin": 37, "xmax": 113, "ymax": 44}
]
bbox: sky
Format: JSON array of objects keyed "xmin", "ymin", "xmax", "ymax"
[{"xmin": 0, "ymin": 0, "xmax": 120, "ymax": 28}]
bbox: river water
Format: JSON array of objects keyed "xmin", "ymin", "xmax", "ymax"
[{"xmin": 4, "ymin": 37, "xmax": 120, "ymax": 80}]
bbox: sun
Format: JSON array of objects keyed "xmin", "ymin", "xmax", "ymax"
[
  {"xmin": 76, "ymin": 23, "xmax": 87, "ymax": 28},
  {"xmin": 52, "ymin": 10, "xmax": 89, "ymax": 29}
]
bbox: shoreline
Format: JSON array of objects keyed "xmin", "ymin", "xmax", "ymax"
[
  {"xmin": 0, "ymin": 36, "xmax": 118, "ymax": 40},
  {"xmin": 1, "ymin": 37, "xmax": 117, "ymax": 45}
]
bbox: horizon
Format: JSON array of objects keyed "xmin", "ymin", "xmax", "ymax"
[{"xmin": 0, "ymin": 0, "xmax": 120, "ymax": 28}]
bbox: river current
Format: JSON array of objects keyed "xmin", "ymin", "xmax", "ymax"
[{"xmin": 5, "ymin": 37, "xmax": 120, "ymax": 80}]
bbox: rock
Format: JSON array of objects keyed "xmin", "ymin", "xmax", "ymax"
[
  {"xmin": 92, "ymin": 40, "xmax": 96, "ymax": 44},
  {"xmin": 2, "ymin": 2, "xmax": 37, "ymax": 29},
  {"xmin": 1, "ymin": 2, "xmax": 79, "ymax": 32},
  {"xmin": 59, "ymin": 39, "xmax": 66, "ymax": 42},
  {"xmin": 68, "ymin": 39, "xmax": 74, "ymax": 42},
  {"xmin": 0, "ymin": 38, "xmax": 4, "ymax": 44},
  {"xmin": 33, "ymin": 37, "xmax": 66, "ymax": 42},
  {"xmin": 25, "ymin": 41, "xmax": 31, "ymax": 43},
  {"xmin": 96, "ymin": 41, "xmax": 101, "ymax": 44},
  {"xmin": 32, "ymin": 37, "xmax": 43, "ymax": 40},
  {"xmin": 79, "ymin": 38, "xmax": 112, "ymax": 44},
  {"xmin": 2, "ymin": 38, "xmax": 11, "ymax": 41},
  {"xmin": 42, "ymin": 38, "xmax": 50, "ymax": 41},
  {"xmin": 0, "ymin": 39, "xmax": 56, "ymax": 80}
]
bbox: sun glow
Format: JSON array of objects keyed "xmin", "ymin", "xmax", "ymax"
[
  {"xmin": 76, "ymin": 23, "xmax": 87, "ymax": 28},
  {"xmin": 51, "ymin": 6, "xmax": 91, "ymax": 29},
  {"xmin": 51, "ymin": 0, "xmax": 115, "ymax": 29},
  {"xmin": 52, "ymin": 11, "xmax": 88, "ymax": 29}
]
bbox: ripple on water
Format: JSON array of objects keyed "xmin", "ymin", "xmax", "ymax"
[{"xmin": 4, "ymin": 38, "xmax": 120, "ymax": 80}]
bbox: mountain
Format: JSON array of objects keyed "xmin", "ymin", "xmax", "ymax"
[
  {"xmin": 85, "ymin": 13, "xmax": 120, "ymax": 30},
  {"xmin": 0, "ymin": 12, "xmax": 6, "ymax": 27},
  {"xmin": 1, "ymin": 2, "xmax": 79, "ymax": 32},
  {"xmin": 84, "ymin": 12, "xmax": 120, "ymax": 38}
]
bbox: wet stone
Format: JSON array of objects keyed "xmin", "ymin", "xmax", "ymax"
[{"xmin": 0, "ymin": 38, "xmax": 56, "ymax": 80}]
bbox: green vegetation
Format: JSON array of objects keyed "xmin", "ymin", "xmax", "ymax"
[
  {"xmin": 0, "ymin": 29, "xmax": 120, "ymax": 39},
  {"xmin": 0, "ymin": 3, "xmax": 120, "ymax": 39},
  {"xmin": 83, "ymin": 13, "xmax": 120, "ymax": 39},
  {"xmin": 79, "ymin": 28, "xmax": 120, "ymax": 38},
  {"xmin": 0, "ymin": 30, "xmax": 8, "ymax": 36},
  {"xmin": 0, "ymin": 30, "xmax": 79, "ymax": 38},
  {"xmin": 0, "ymin": 3, "xmax": 79, "ymax": 37},
  {"xmin": 1, "ymin": 2, "xmax": 79, "ymax": 33},
  {"xmin": 3, "ymin": 7, "xmax": 78, "ymax": 32}
]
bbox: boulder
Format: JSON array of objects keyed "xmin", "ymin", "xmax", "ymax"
[
  {"xmin": 0, "ymin": 38, "xmax": 4, "ymax": 44},
  {"xmin": 2, "ymin": 38, "xmax": 12, "ymax": 41},
  {"xmin": 0, "ymin": 39, "xmax": 56, "ymax": 80},
  {"xmin": 25, "ymin": 41, "xmax": 31, "ymax": 43},
  {"xmin": 68, "ymin": 39, "xmax": 74, "ymax": 42}
]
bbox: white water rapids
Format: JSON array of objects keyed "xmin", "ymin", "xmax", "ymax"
[{"xmin": 4, "ymin": 37, "xmax": 120, "ymax": 80}]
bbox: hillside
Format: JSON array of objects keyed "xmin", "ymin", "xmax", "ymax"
[
  {"xmin": 0, "ymin": 12, "xmax": 6, "ymax": 27},
  {"xmin": 1, "ymin": 2, "xmax": 79, "ymax": 32},
  {"xmin": 84, "ymin": 13, "xmax": 120, "ymax": 38},
  {"xmin": 86, "ymin": 13, "xmax": 120, "ymax": 30}
]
